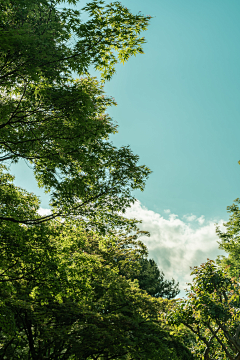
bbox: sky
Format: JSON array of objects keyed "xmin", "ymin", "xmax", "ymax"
[{"xmin": 11, "ymin": 0, "xmax": 240, "ymax": 295}]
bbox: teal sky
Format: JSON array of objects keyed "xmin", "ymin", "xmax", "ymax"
[
  {"xmin": 104, "ymin": 0, "xmax": 240, "ymax": 221},
  {"xmin": 13, "ymin": 0, "xmax": 240, "ymax": 219},
  {"xmin": 10, "ymin": 0, "xmax": 240, "ymax": 291}
]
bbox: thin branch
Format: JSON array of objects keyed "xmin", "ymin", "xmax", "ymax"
[
  {"xmin": 208, "ymin": 323, "xmax": 234, "ymax": 360},
  {"xmin": 0, "ymin": 187, "xmax": 109, "ymax": 224},
  {"xmin": 0, "ymin": 82, "xmax": 28, "ymax": 129}
]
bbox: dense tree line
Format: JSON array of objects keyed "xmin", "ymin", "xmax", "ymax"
[
  {"xmin": 1, "ymin": 0, "xmax": 240, "ymax": 359},
  {"xmin": 0, "ymin": 0, "xmax": 192, "ymax": 359},
  {"xmin": 167, "ymin": 200, "xmax": 240, "ymax": 359}
]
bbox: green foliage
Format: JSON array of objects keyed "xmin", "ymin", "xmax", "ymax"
[
  {"xmin": 0, "ymin": 0, "xmax": 193, "ymax": 358},
  {"xmin": 133, "ymin": 258, "xmax": 180, "ymax": 299},
  {"xmin": 216, "ymin": 198, "xmax": 240, "ymax": 278},
  {"xmin": 0, "ymin": 0, "xmax": 152, "ymax": 232},
  {"xmin": 0, "ymin": 168, "xmax": 191, "ymax": 359},
  {"xmin": 168, "ymin": 259, "xmax": 240, "ymax": 359},
  {"xmin": 0, "ymin": 0, "xmax": 151, "ymax": 85}
]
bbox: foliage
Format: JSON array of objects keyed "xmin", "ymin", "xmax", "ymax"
[
  {"xmin": 0, "ymin": 0, "xmax": 193, "ymax": 358},
  {"xmin": 0, "ymin": 165, "xmax": 56, "ymax": 285},
  {"xmin": 0, "ymin": 168, "xmax": 192, "ymax": 359},
  {"xmin": 132, "ymin": 258, "xmax": 180, "ymax": 299},
  {"xmin": 168, "ymin": 259, "xmax": 240, "ymax": 360},
  {"xmin": 0, "ymin": 0, "xmax": 152, "ymax": 231},
  {"xmin": 216, "ymin": 198, "xmax": 240, "ymax": 279},
  {"xmin": 0, "ymin": 0, "xmax": 151, "ymax": 85}
]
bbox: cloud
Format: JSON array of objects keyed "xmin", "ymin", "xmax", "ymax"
[
  {"xmin": 37, "ymin": 208, "xmax": 52, "ymax": 216},
  {"xmin": 183, "ymin": 214, "xmax": 197, "ymax": 222},
  {"xmin": 124, "ymin": 201, "xmax": 226, "ymax": 296},
  {"xmin": 183, "ymin": 214, "xmax": 205, "ymax": 224},
  {"xmin": 197, "ymin": 215, "xmax": 205, "ymax": 225},
  {"xmin": 37, "ymin": 203, "xmax": 227, "ymax": 297},
  {"xmin": 164, "ymin": 209, "xmax": 171, "ymax": 214}
]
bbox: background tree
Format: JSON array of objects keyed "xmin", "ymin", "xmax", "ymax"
[
  {"xmin": 0, "ymin": 173, "xmax": 193, "ymax": 359},
  {"xmin": 216, "ymin": 198, "xmax": 240, "ymax": 278},
  {"xmin": 133, "ymin": 258, "xmax": 180, "ymax": 299},
  {"xmin": 168, "ymin": 259, "xmax": 240, "ymax": 360}
]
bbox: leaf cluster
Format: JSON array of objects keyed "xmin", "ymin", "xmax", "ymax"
[
  {"xmin": 0, "ymin": 0, "xmax": 153, "ymax": 233},
  {"xmin": 0, "ymin": 170, "xmax": 191, "ymax": 359},
  {"xmin": 132, "ymin": 258, "xmax": 180, "ymax": 299},
  {"xmin": 168, "ymin": 260, "xmax": 240, "ymax": 360}
]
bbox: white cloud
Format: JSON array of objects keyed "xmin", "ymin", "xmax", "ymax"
[
  {"xmin": 37, "ymin": 208, "xmax": 52, "ymax": 216},
  {"xmin": 183, "ymin": 214, "xmax": 197, "ymax": 222},
  {"xmin": 197, "ymin": 215, "xmax": 205, "ymax": 225},
  {"xmin": 37, "ymin": 203, "xmax": 227, "ymax": 297},
  {"xmin": 183, "ymin": 214, "xmax": 205, "ymax": 224},
  {"xmin": 164, "ymin": 209, "xmax": 171, "ymax": 214},
  {"xmin": 124, "ymin": 201, "xmax": 226, "ymax": 296}
]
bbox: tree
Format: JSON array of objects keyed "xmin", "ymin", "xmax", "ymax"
[
  {"xmin": 0, "ymin": 0, "xmax": 150, "ymax": 85},
  {"xmin": 216, "ymin": 198, "xmax": 240, "ymax": 279},
  {"xmin": 133, "ymin": 258, "xmax": 180, "ymax": 299},
  {"xmin": 0, "ymin": 164, "xmax": 59, "ymax": 285},
  {"xmin": 0, "ymin": 2, "xmax": 194, "ymax": 358},
  {"xmin": 0, "ymin": 173, "xmax": 193, "ymax": 359},
  {"xmin": 168, "ymin": 259, "xmax": 240, "ymax": 360},
  {"xmin": 0, "ymin": 0, "xmax": 152, "ymax": 232}
]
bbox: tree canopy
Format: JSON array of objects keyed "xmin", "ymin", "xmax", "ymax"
[
  {"xmin": 168, "ymin": 259, "xmax": 240, "ymax": 359},
  {"xmin": 130, "ymin": 258, "xmax": 180, "ymax": 299},
  {"xmin": 0, "ymin": 0, "xmax": 192, "ymax": 359},
  {"xmin": 216, "ymin": 198, "xmax": 240, "ymax": 278},
  {"xmin": 0, "ymin": 0, "xmax": 152, "ymax": 232},
  {"xmin": 0, "ymin": 167, "xmax": 192, "ymax": 359}
]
